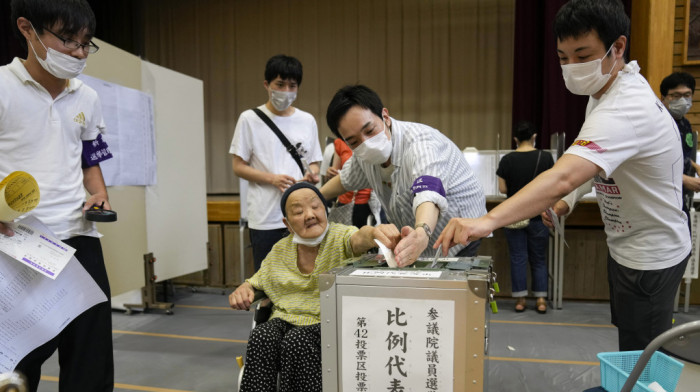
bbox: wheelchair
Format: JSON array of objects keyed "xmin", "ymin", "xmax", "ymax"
[{"xmin": 236, "ymin": 290, "xmax": 279, "ymax": 392}]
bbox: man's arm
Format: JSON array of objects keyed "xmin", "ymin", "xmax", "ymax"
[
  {"xmin": 542, "ymin": 177, "xmax": 594, "ymax": 227},
  {"xmin": 393, "ymin": 202, "xmax": 439, "ymax": 267},
  {"xmin": 232, "ymin": 155, "xmax": 296, "ymax": 192},
  {"xmin": 320, "ymin": 175, "xmax": 349, "ymax": 200},
  {"xmin": 436, "ymin": 154, "xmax": 601, "ymax": 252},
  {"xmin": 82, "ymin": 164, "xmax": 111, "ymax": 211}
]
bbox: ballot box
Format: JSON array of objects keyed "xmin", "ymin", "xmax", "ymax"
[{"xmin": 319, "ymin": 256, "xmax": 494, "ymax": 392}]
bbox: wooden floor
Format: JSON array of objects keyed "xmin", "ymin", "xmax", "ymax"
[{"xmin": 30, "ymin": 286, "xmax": 700, "ymax": 392}]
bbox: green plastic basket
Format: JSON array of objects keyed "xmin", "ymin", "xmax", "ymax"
[{"xmin": 598, "ymin": 350, "xmax": 684, "ymax": 392}]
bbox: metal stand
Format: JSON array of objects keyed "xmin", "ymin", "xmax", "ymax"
[
  {"xmin": 124, "ymin": 253, "xmax": 174, "ymax": 315},
  {"xmin": 547, "ymin": 214, "xmax": 566, "ymax": 309}
]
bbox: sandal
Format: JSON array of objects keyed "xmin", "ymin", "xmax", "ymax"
[
  {"xmin": 514, "ymin": 298, "xmax": 526, "ymax": 313},
  {"xmin": 536, "ymin": 298, "xmax": 547, "ymax": 314}
]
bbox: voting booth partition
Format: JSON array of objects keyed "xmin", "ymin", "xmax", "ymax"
[
  {"xmin": 320, "ymin": 257, "xmax": 494, "ymax": 392},
  {"xmin": 82, "ymin": 39, "xmax": 208, "ymax": 305}
]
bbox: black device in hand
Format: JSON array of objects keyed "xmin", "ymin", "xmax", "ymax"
[{"xmin": 85, "ymin": 201, "xmax": 117, "ymax": 222}]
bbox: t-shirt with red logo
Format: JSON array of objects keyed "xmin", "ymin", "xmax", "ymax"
[{"xmin": 564, "ymin": 61, "xmax": 690, "ymax": 271}]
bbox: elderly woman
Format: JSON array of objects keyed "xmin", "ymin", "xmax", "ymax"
[{"xmin": 229, "ymin": 182, "xmax": 399, "ymax": 392}]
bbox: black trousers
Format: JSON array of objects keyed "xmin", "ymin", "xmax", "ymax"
[
  {"xmin": 241, "ymin": 318, "xmax": 322, "ymax": 392},
  {"xmin": 249, "ymin": 228, "xmax": 288, "ymax": 272},
  {"xmin": 15, "ymin": 236, "xmax": 114, "ymax": 392},
  {"xmin": 607, "ymin": 252, "xmax": 689, "ymax": 351}
]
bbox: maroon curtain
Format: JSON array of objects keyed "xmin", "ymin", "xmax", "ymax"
[
  {"xmin": 0, "ymin": 1, "xmax": 143, "ymax": 66},
  {"xmin": 0, "ymin": 1, "xmax": 26, "ymax": 66},
  {"xmin": 512, "ymin": 0, "xmax": 632, "ymax": 150}
]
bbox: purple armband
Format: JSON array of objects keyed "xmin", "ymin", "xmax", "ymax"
[
  {"xmin": 411, "ymin": 175, "xmax": 445, "ymax": 197},
  {"xmin": 81, "ymin": 134, "xmax": 113, "ymax": 168}
]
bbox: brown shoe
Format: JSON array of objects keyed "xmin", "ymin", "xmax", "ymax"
[
  {"xmin": 536, "ymin": 297, "xmax": 547, "ymax": 314},
  {"xmin": 514, "ymin": 298, "xmax": 526, "ymax": 313}
]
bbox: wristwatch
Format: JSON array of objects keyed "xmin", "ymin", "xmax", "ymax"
[{"xmin": 415, "ymin": 223, "xmax": 432, "ymax": 239}]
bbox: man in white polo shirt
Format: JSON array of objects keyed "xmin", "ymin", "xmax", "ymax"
[
  {"xmin": 437, "ymin": 0, "xmax": 690, "ymax": 351},
  {"xmin": 0, "ymin": 0, "xmax": 114, "ymax": 390}
]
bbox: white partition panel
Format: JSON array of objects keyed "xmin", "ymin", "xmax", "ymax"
[
  {"xmin": 141, "ymin": 62, "xmax": 208, "ymax": 280},
  {"xmin": 83, "ymin": 38, "xmax": 147, "ymax": 297}
]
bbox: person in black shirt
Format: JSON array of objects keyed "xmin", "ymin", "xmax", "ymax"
[
  {"xmin": 496, "ymin": 122, "xmax": 554, "ymax": 313},
  {"xmin": 660, "ymin": 72, "xmax": 700, "ymax": 233}
]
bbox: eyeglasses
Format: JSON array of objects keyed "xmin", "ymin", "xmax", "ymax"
[
  {"xmin": 668, "ymin": 92, "xmax": 693, "ymax": 100},
  {"xmin": 43, "ymin": 28, "xmax": 99, "ymax": 54}
]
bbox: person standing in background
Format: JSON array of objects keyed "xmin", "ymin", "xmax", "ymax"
[
  {"xmin": 230, "ymin": 54, "xmax": 322, "ymax": 272},
  {"xmin": 497, "ymin": 122, "xmax": 554, "ymax": 314},
  {"xmin": 1, "ymin": 0, "xmax": 115, "ymax": 390},
  {"xmin": 660, "ymin": 72, "xmax": 700, "ymax": 232}
]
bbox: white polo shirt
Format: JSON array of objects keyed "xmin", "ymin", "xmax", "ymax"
[
  {"xmin": 0, "ymin": 58, "xmax": 105, "ymax": 239},
  {"xmin": 564, "ymin": 61, "xmax": 690, "ymax": 270},
  {"xmin": 230, "ymin": 105, "xmax": 322, "ymax": 230}
]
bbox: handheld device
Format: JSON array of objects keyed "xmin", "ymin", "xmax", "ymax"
[{"xmin": 85, "ymin": 202, "xmax": 117, "ymax": 222}]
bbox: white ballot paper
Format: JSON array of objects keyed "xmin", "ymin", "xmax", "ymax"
[
  {"xmin": 0, "ymin": 217, "xmax": 75, "ymax": 279},
  {"xmin": 374, "ymin": 239, "xmax": 397, "ymax": 268},
  {"xmin": 0, "ymin": 216, "xmax": 107, "ymax": 372}
]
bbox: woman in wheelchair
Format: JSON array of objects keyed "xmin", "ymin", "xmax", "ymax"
[{"xmin": 229, "ymin": 182, "xmax": 399, "ymax": 392}]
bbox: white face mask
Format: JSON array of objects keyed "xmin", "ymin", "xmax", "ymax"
[
  {"xmin": 352, "ymin": 120, "xmax": 392, "ymax": 164},
  {"xmin": 269, "ymin": 89, "xmax": 297, "ymax": 111},
  {"xmin": 668, "ymin": 97, "xmax": 692, "ymax": 119},
  {"xmin": 561, "ymin": 43, "xmax": 616, "ymax": 96},
  {"xmin": 29, "ymin": 25, "xmax": 86, "ymax": 80},
  {"xmin": 290, "ymin": 219, "xmax": 329, "ymax": 247}
]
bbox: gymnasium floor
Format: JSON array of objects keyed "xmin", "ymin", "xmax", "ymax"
[{"xmin": 33, "ymin": 286, "xmax": 700, "ymax": 392}]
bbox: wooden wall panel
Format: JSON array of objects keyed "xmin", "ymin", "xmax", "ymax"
[{"xmin": 142, "ymin": 0, "xmax": 515, "ymax": 194}]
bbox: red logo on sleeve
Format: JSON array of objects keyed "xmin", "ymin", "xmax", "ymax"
[{"xmin": 572, "ymin": 140, "xmax": 607, "ymax": 153}]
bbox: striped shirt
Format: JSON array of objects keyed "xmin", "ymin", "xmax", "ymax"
[
  {"xmin": 246, "ymin": 223, "xmax": 358, "ymax": 326},
  {"xmin": 340, "ymin": 118, "xmax": 487, "ymax": 256}
]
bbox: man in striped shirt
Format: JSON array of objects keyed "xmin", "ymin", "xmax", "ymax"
[{"xmin": 321, "ymin": 85, "xmax": 487, "ymax": 267}]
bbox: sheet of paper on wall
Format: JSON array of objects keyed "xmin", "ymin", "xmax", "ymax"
[
  {"xmin": 78, "ymin": 74, "xmax": 157, "ymax": 186},
  {"xmin": 0, "ymin": 216, "xmax": 75, "ymax": 279},
  {"xmin": 0, "ymin": 218, "xmax": 107, "ymax": 372}
]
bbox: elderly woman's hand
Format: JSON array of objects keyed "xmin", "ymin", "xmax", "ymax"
[
  {"xmin": 229, "ymin": 282, "xmax": 255, "ymax": 311},
  {"xmin": 372, "ymin": 224, "xmax": 401, "ymax": 249},
  {"xmin": 350, "ymin": 223, "xmax": 400, "ymax": 255}
]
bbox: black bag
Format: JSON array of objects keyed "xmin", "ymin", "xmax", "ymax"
[{"xmin": 253, "ymin": 108, "xmax": 305, "ymax": 175}]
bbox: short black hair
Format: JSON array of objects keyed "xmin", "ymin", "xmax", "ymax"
[
  {"xmin": 326, "ymin": 85, "xmax": 384, "ymax": 138},
  {"xmin": 554, "ymin": 0, "xmax": 629, "ymax": 53},
  {"xmin": 264, "ymin": 54, "xmax": 303, "ymax": 85},
  {"xmin": 660, "ymin": 72, "xmax": 696, "ymax": 96},
  {"xmin": 514, "ymin": 121, "xmax": 538, "ymax": 142},
  {"xmin": 11, "ymin": 0, "xmax": 96, "ymax": 49}
]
